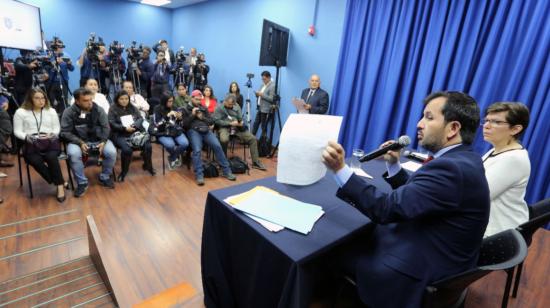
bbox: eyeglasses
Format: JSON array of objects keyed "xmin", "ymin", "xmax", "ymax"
[
  {"xmin": 33, "ymin": 97, "xmax": 46, "ymax": 101},
  {"xmin": 481, "ymin": 119, "xmax": 509, "ymax": 126}
]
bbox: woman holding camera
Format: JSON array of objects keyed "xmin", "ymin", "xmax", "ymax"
[
  {"xmin": 13, "ymin": 88, "xmax": 66, "ymax": 202},
  {"xmin": 228, "ymin": 82, "xmax": 244, "ymax": 109},
  {"xmin": 482, "ymin": 102, "xmax": 531, "ymax": 237},
  {"xmin": 153, "ymin": 94, "xmax": 189, "ymax": 170},
  {"xmin": 201, "ymin": 85, "xmax": 217, "ymax": 114},
  {"xmin": 109, "ymin": 90, "xmax": 155, "ymax": 182}
]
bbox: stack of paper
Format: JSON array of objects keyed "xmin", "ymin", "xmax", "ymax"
[{"xmin": 225, "ymin": 186, "xmax": 325, "ymax": 234}]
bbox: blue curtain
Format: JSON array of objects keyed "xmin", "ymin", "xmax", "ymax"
[{"xmin": 331, "ymin": 0, "xmax": 550, "ymax": 204}]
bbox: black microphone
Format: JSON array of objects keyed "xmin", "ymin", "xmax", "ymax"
[{"xmin": 359, "ymin": 135, "xmax": 411, "ymax": 162}]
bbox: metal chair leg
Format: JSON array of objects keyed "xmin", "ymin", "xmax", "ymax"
[
  {"xmin": 512, "ymin": 262, "xmax": 524, "ymax": 298},
  {"xmin": 25, "ymin": 161, "xmax": 33, "ymax": 199},
  {"xmin": 65, "ymin": 158, "xmax": 74, "ymax": 190},
  {"xmin": 17, "ymin": 152, "xmax": 23, "ymax": 187},
  {"xmin": 502, "ymin": 267, "xmax": 515, "ymax": 308},
  {"xmin": 162, "ymin": 146, "xmax": 166, "ymax": 175}
]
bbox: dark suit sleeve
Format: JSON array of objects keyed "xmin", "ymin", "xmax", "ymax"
[
  {"xmin": 337, "ymin": 160, "xmax": 464, "ymax": 224},
  {"xmin": 311, "ymin": 90, "xmax": 329, "ymax": 114}
]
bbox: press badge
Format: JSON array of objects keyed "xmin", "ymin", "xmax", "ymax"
[{"xmin": 80, "ymin": 112, "xmax": 86, "ymax": 119}]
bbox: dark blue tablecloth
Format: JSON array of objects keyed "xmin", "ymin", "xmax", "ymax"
[{"xmin": 201, "ymin": 159, "xmax": 394, "ymax": 308}]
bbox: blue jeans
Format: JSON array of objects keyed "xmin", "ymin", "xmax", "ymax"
[
  {"xmin": 187, "ymin": 129, "xmax": 231, "ymax": 178},
  {"xmin": 158, "ymin": 133, "xmax": 189, "ymax": 162},
  {"xmin": 67, "ymin": 140, "xmax": 117, "ymax": 185}
]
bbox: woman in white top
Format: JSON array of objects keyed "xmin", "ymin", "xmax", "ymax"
[
  {"xmin": 13, "ymin": 88, "xmax": 66, "ymax": 202},
  {"xmin": 122, "ymin": 80, "xmax": 149, "ymax": 117},
  {"xmin": 482, "ymin": 102, "xmax": 531, "ymax": 237},
  {"xmin": 70, "ymin": 78, "xmax": 110, "ymax": 113}
]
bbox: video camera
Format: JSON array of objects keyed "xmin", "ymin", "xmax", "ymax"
[
  {"xmin": 175, "ymin": 47, "xmax": 186, "ymax": 65},
  {"xmin": 49, "ymin": 36, "xmax": 65, "ymax": 51},
  {"xmin": 109, "ymin": 40, "xmax": 124, "ymax": 56},
  {"xmin": 126, "ymin": 41, "xmax": 144, "ymax": 62},
  {"xmin": 23, "ymin": 51, "xmax": 54, "ymax": 71},
  {"xmin": 86, "ymin": 33, "xmax": 104, "ymax": 63},
  {"xmin": 245, "ymin": 73, "xmax": 254, "ymax": 88}
]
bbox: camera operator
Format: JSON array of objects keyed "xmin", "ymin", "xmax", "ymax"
[
  {"xmin": 252, "ymin": 71, "xmax": 275, "ymax": 136},
  {"xmin": 192, "ymin": 53, "xmax": 209, "ymax": 92},
  {"xmin": 105, "ymin": 41, "xmax": 126, "ymax": 95},
  {"xmin": 152, "ymin": 94, "xmax": 188, "ymax": 170},
  {"xmin": 61, "ymin": 88, "xmax": 117, "ymax": 197},
  {"xmin": 77, "ymin": 35, "xmax": 107, "ymax": 91},
  {"xmin": 213, "ymin": 94, "xmax": 266, "ymax": 170},
  {"xmin": 152, "ymin": 39, "xmax": 175, "ymax": 67},
  {"xmin": 181, "ymin": 90, "xmax": 236, "ymax": 185},
  {"xmin": 122, "ymin": 80, "xmax": 149, "ymax": 118},
  {"xmin": 173, "ymin": 47, "xmax": 189, "ymax": 87},
  {"xmin": 184, "ymin": 47, "xmax": 198, "ymax": 89},
  {"xmin": 151, "ymin": 50, "xmax": 172, "ymax": 100},
  {"xmin": 47, "ymin": 38, "xmax": 74, "ymax": 114},
  {"xmin": 126, "ymin": 46, "xmax": 154, "ymax": 99},
  {"xmin": 14, "ymin": 50, "xmax": 49, "ymax": 110}
]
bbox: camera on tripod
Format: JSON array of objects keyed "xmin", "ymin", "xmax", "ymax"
[
  {"xmin": 24, "ymin": 51, "xmax": 53, "ymax": 71},
  {"xmin": 50, "ymin": 36, "xmax": 66, "ymax": 51},
  {"xmin": 126, "ymin": 41, "xmax": 144, "ymax": 63},
  {"xmin": 245, "ymin": 73, "xmax": 254, "ymax": 88},
  {"xmin": 109, "ymin": 40, "xmax": 124, "ymax": 56},
  {"xmin": 86, "ymin": 33, "xmax": 103, "ymax": 63}
]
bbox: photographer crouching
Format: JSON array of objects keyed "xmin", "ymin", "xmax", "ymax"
[
  {"xmin": 60, "ymin": 88, "xmax": 117, "ymax": 197},
  {"xmin": 213, "ymin": 94, "xmax": 266, "ymax": 170}
]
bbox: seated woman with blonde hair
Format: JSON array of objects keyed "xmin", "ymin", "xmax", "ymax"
[{"xmin": 482, "ymin": 102, "xmax": 531, "ymax": 237}]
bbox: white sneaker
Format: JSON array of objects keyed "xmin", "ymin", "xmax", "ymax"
[
  {"xmin": 174, "ymin": 158, "xmax": 182, "ymax": 167},
  {"xmin": 168, "ymin": 160, "xmax": 178, "ymax": 170}
]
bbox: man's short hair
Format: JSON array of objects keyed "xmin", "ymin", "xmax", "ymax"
[
  {"xmin": 424, "ymin": 91, "xmax": 480, "ymax": 145},
  {"xmin": 142, "ymin": 46, "xmax": 151, "ymax": 53},
  {"xmin": 224, "ymin": 94, "xmax": 236, "ymax": 103},
  {"xmin": 73, "ymin": 88, "xmax": 93, "ymax": 101},
  {"xmin": 159, "ymin": 39, "xmax": 168, "ymax": 44},
  {"xmin": 261, "ymin": 71, "xmax": 271, "ymax": 78},
  {"xmin": 485, "ymin": 102, "xmax": 530, "ymax": 139}
]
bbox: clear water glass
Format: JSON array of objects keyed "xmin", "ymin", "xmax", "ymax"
[{"xmin": 351, "ymin": 149, "xmax": 364, "ymax": 170}]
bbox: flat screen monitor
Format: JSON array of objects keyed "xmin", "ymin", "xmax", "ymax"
[
  {"xmin": 0, "ymin": 0, "xmax": 42, "ymax": 50},
  {"xmin": 259, "ymin": 19, "xmax": 290, "ymax": 67}
]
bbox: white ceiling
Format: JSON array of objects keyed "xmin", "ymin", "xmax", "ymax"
[{"xmin": 126, "ymin": 0, "xmax": 207, "ymax": 9}]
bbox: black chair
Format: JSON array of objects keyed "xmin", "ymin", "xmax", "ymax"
[
  {"xmin": 17, "ymin": 141, "xmax": 73, "ymax": 198},
  {"xmin": 509, "ymin": 198, "xmax": 550, "ymax": 298},
  {"xmin": 422, "ymin": 229, "xmax": 527, "ymax": 308}
]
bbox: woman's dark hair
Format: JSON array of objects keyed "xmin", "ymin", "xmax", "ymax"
[
  {"xmin": 114, "ymin": 90, "xmax": 130, "ymax": 106},
  {"xmin": 424, "ymin": 91, "xmax": 480, "ymax": 145},
  {"xmin": 21, "ymin": 88, "xmax": 51, "ymax": 110},
  {"xmin": 486, "ymin": 102, "xmax": 530, "ymax": 139},
  {"xmin": 160, "ymin": 94, "xmax": 175, "ymax": 108},
  {"xmin": 229, "ymin": 82, "xmax": 240, "ymax": 96},
  {"xmin": 203, "ymin": 85, "xmax": 215, "ymax": 99}
]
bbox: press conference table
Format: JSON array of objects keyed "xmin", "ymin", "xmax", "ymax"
[{"xmin": 201, "ymin": 159, "xmax": 394, "ymax": 308}]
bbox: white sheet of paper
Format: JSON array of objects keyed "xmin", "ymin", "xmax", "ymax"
[
  {"xmin": 224, "ymin": 198, "xmax": 284, "ymax": 232},
  {"xmin": 142, "ymin": 119, "xmax": 150, "ymax": 132},
  {"xmin": 120, "ymin": 115, "xmax": 134, "ymax": 128},
  {"xmin": 291, "ymin": 97, "xmax": 309, "ymax": 114},
  {"xmin": 402, "ymin": 160, "xmax": 423, "ymax": 172},
  {"xmin": 277, "ymin": 114, "xmax": 343, "ymax": 186}
]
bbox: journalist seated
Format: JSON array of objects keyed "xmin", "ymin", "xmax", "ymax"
[
  {"xmin": 152, "ymin": 94, "xmax": 189, "ymax": 170},
  {"xmin": 109, "ymin": 90, "xmax": 155, "ymax": 182},
  {"xmin": 61, "ymin": 88, "xmax": 117, "ymax": 197},
  {"xmin": 181, "ymin": 91, "xmax": 236, "ymax": 186},
  {"xmin": 71, "ymin": 78, "xmax": 110, "ymax": 113},
  {"xmin": 213, "ymin": 94, "xmax": 266, "ymax": 170},
  {"xmin": 13, "ymin": 88, "xmax": 67, "ymax": 202},
  {"xmin": 122, "ymin": 80, "xmax": 149, "ymax": 118},
  {"xmin": 173, "ymin": 83, "xmax": 192, "ymax": 110}
]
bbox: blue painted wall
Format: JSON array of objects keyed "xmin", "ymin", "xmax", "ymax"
[
  {"xmin": 5, "ymin": 0, "xmax": 172, "ymax": 91},
  {"xmin": 172, "ymin": 0, "xmax": 346, "ymax": 141}
]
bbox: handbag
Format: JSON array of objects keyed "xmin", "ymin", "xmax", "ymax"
[
  {"xmin": 25, "ymin": 133, "xmax": 61, "ymax": 154},
  {"xmin": 126, "ymin": 131, "xmax": 150, "ymax": 149}
]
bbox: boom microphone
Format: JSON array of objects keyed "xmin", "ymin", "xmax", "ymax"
[{"xmin": 359, "ymin": 135, "xmax": 411, "ymax": 162}]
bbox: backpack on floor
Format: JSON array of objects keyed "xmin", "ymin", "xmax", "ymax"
[
  {"xmin": 203, "ymin": 160, "xmax": 219, "ymax": 178},
  {"xmin": 229, "ymin": 156, "xmax": 249, "ymax": 174}
]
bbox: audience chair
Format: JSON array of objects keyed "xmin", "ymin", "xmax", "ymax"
[
  {"xmin": 17, "ymin": 141, "xmax": 73, "ymax": 199},
  {"xmin": 422, "ymin": 229, "xmax": 527, "ymax": 308},
  {"xmin": 229, "ymin": 134, "xmax": 249, "ymax": 162},
  {"xmin": 509, "ymin": 198, "xmax": 550, "ymax": 298}
]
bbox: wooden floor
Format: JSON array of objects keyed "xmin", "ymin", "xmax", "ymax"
[{"xmin": 0, "ymin": 143, "xmax": 549, "ymax": 307}]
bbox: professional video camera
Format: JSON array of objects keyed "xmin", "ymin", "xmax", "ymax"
[
  {"xmin": 109, "ymin": 40, "xmax": 124, "ymax": 56},
  {"xmin": 245, "ymin": 73, "xmax": 254, "ymax": 88},
  {"xmin": 86, "ymin": 33, "xmax": 103, "ymax": 63},
  {"xmin": 49, "ymin": 36, "xmax": 66, "ymax": 51},
  {"xmin": 175, "ymin": 47, "xmax": 186, "ymax": 64},
  {"xmin": 126, "ymin": 41, "xmax": 144, "ymax": 62},
  {"xmin": 24, "ymin": 51, "xmax": 54, "ymax": 71}
]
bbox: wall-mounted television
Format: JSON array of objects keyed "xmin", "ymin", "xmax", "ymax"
[
  {"xmin": 259, "ymin": 19, "xmax": 290, "ymax": 67},
  {"xmin": 0, "ymin": 0, "xmax": 43, "ymax": 50}
]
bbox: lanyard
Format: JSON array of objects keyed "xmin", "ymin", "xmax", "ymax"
[{"xmin": 32, "ymin": 108, "xmax": 43, "ymax": 133}]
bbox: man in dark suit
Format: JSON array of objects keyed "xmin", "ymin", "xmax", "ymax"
[
  {"xmin": 322, "ymin": 91, "xmax": 490, "ymax": 307},
  {"xmin": 300, "ymin": 74, "xmax": 329, "ymax": 114}
]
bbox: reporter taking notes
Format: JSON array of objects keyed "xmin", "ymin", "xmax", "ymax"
[
  {"xmin": 481, "ymin": 102, "xmax": 531, "ymax": 237},
  {"xmin": 322, "ymin": 91, "xmax": 490, "ymax": 307}
]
